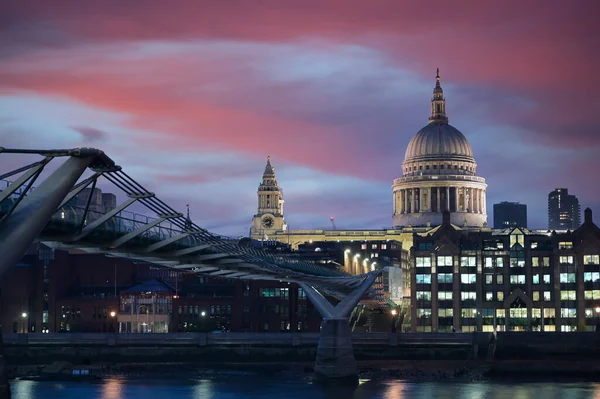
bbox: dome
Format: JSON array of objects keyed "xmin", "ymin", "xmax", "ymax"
[{"xmin": 404, "ymin": 123, "xmax": 474, "ymax": 162}]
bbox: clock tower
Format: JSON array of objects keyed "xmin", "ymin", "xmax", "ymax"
[{"xmin": 250, "ymin": 156, "xmax": 287, "ymax": 237}]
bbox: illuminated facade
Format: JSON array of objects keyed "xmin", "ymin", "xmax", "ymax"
[
  {"xmin": 392, "ymin": 70, "xmax": 487, "ymax": 228},
  {"xmin": 411, "ymin": 208, "xmax": 600, "ymax": 332}
]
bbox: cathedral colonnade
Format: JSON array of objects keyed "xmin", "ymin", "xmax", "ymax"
[{"xmin": 392, "ymin": 184, "xmax": 487, "ymax": 215}]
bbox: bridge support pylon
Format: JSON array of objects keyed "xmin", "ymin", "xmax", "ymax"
[
  {"xmin": 299, "ymin": 271, "xmax": 381, "ymax": 384},
  {"xmin": 0, "ymin": 153, "xmax": 96, "ymax": 278}
]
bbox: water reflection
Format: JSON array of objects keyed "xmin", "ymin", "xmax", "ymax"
[
  {"xmin": 10, "ymin": 377, "xmax": 600, "ymax": 399},
  {"xmin": 102, "ymin": 378, "xmax": 123, "ymax": 399}
]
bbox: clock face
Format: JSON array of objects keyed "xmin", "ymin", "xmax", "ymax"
[{"xmin": 262, "ymin": 216, "xmax": 274, "ymax": 228}]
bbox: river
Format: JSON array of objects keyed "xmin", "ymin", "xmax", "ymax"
[{"xmin": 10, "ymin": 376, "xmax": 600, "ymax": 398}]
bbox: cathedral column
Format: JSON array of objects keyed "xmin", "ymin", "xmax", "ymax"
[
  {"xmin": 411, "ymin": 188, "xmax": 416, "ymax": 214},
  {"xmin": 469, "ymin": 188, "xmax": 474, "ymax": 213},
  {"xmin": 483, "ymin": 190, "xmax": 487, "ymax": 214},
  {"xmin": 445, "ymin": 187, "xmax": 450, "ymax": 211},
  {"xmin": 403, "ymin": 189, "xmax": 408, "ymax": 214},
  {"xmin": 453, "ymin": 187, "xmax": 459, "ymax": 212},
  {"xmin": 477, "ymin": 189, "xmax": 482, "ymax": 213},
  {"xmin": 436, "ymin": 188, "xmax": 440, "ymax": 213},
  {"xmin": 427, "ymin": 187, "xmax": 432, "ymax": 211},
  {"xmin": 473, "ymin": 189, "xmax": 478, "ymax": 213}
]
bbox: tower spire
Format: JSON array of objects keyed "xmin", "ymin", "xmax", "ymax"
[
  {"xmin": 185, "ymin": 204, "xmax": 192, "ymax": 230},
  {"xmin": 263, "ymin": 155, "xmax": 275, "ymax": 177},
  {"xmin": 429, "ymin": 68, "xmax": 448, "ymax": 124}
]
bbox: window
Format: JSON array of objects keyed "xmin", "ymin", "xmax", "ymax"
[
  {"xmin": 484, "ymin": 257, "xmax": 493, "ymax": 268},
  {"xmin": 543, "ymin": 291, "xmax": 551, "ymax": 301},
  {"xmin": 461, "ymin": 274, "xmax": 476, "ymax": 284},
  {"xmin": 560, "ymin": 273, "xmax": 576, "ymax": 284},
  {"xmin": 381, "ymin": 244, "xmax": 387, "ymax": 250},
  {"xmin": 416, "ymin": 257, "xmax": 432, "ymax": 267},
  {"xmin": 544, "ymin": 308, "xmax": 555, "ymax": 318},
  {"xmin": 532, "ymin": 274, "xmax": 540, "ymax": 284},
  {"xmin": 543, "ymin": 274, "xmax": 551, "ymax": 284},
  {"xmin": 438, "ymin": 291, "xmax": 453, "ymax": 301},
  {"xmin": 560, "ymin": 290, "xmax": 576, "ymax": 300},
  {"xmin": 510, "ymin": 308, "xmax": 527, "ymax": 318},
  {"xmin": 361, "ymin": 244, "xmax": 367, "ymax": 250},
  {"xmin": 532, "ymin": 257, "xmax": 539, "ymax": 267},
  {"xmin": 439, "ymin": 308, "xmax": 453, "ymax": 317},
  {"xmin": 542, "ymin": 257, "xmax": 550, "ymax": 267},
  {"xmin": 510, "ymin": 275, "xmax": 526, "ymax": 284},
  {"xmin": 531, "ymin": 242, "xmax": 538, "ymax": 249},
  {"xmin": 460, "ymin": 256, "xmax": 476, "ymax": 268},
  {"xmin": 510, "ymin": 256, "xmax": 525, "ymax": 268},
  {"xmin": 417, "ymin": 309, "xmax": 432, "ymax": 318},
  {"xmin": 485, "ymin": 292, "xmax": 493, "ymax": 301},
  {"xmin": 416, "ymin": 291, "xmax": 432, "ymax": 301},
  {"xmin": 438, "ymin": 273, "xmax": 453, "ymax": 284},
  {"xmin": 560, "ymin": 308, "xmax": 576, "ymax": 318},
  {"xmin": 559, "ymin": 256, "xmax": 574, "ymax": 265},
  {"xmin": 462, "ymin": 309, "xmax": 477, "ymax": 318},
  {"xmin": 497, "ymin": 258, "xmax": 504, "ymax": 268},
  {"xmin": 497, "ymin": 291, "xmax": 504, "ymax": 301},
  {"xmin": 510, "ymin": 233, "xmax": 525, "ymax": 248},
  {"xmin": 461, "ymin": 292, "xmax": 476, "ymax": 301},
  {"xmin": 584, "ymin": 272, "xmax": 600, "ymax": 283},
  {"xmin": 584, "ymin": 290, "xmax": 600, "ymax": 300},
  {"xmin": 558, "ymin": 242, "xmax": 573, "ymax": 249},
  {"xmin": 416, "ymin": 274, "xmax": 431, "ymax": 284},
  {"xmin": 496, "ymin": 309, "xmax": 506, "ymax": 318},
  {"xmin": 496, "ymin": 275, "xmax": 503, "ymax": 284},
  {"xmin": 485, "ymin": 274, "xmax": 493, "ymax": 284},
  {"xmin": 437, "ymin": 256, "xmax": 452, "ymax": 266},
  {"xmin": 532, "ymin": 308, "xmax": 541, "ymax": 318},
  {"xmin": 584, "ymin": 255, "xmax": 600, "ymax": 265},
  {"xmin": 533, "ymin": 291, "xmax": 540, "ymax": 301}
]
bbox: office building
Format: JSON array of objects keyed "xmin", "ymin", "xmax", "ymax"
[
  {"xmin": 548, "ymin": 188, "xmax": 580, "ymax": 230},
  {"xmin": 494, "ymin": 202, "xmax": 527, "ymax": 229}
]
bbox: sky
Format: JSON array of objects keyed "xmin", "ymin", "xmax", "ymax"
[{"xmin": 1, "ymin": 1, "xmax": 599, "ymax": 236}]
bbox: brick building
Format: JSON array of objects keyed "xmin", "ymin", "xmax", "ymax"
[
  {"xmin": 411, "ymin": 209, "xmax": 600, "ymax": 332},
  {"xmin": 0, "ymin": 246, "xmax": 322, "ymax": 334}
]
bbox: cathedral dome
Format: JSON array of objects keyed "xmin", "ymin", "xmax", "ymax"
[{"xmin": 404, "ymin": 123, "xmax": 474, "ymax": 162}]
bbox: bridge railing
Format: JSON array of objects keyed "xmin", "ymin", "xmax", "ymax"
[{"xmin": 1, "ymin": 177, "xmax": 346, "ymax": 278}]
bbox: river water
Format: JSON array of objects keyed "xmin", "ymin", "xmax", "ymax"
[{"xmin": 10, "ymin": 376, "xmax": 600, "ymax": 399}]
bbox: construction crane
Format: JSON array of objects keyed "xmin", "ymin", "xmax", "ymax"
[{"xmin": 330, "ymin": 216, "xmax": 337, "ymax": 230}]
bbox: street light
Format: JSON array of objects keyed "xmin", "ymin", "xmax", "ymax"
[
  {"xmin": 110, "ymin": 311, "xmax": 116, "ymax": 318},
  {"xmin": 21, "ymin": 312, "xmax": 27, "ymax": 334},
  {"xmin": 391, "ymin": 309, "xmax": 397, "ymax": 316},
  {"xmin": 201, "ymin": 311, "xmax": 206, "ymax": 317}
]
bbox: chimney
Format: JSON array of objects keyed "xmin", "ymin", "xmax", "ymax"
[{"xmin": 584, "ymin": 208, "xmax": 592, "ymax": 224}]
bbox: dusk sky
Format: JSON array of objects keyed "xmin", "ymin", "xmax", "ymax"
[{"xmin": 1, "ymin": 1, "xmax": 599, "ymax": 236}]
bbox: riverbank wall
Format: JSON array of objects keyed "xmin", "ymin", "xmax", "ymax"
[{"xmin": 3, "ymin": 331, "xmax": 600, "ymax": 366}]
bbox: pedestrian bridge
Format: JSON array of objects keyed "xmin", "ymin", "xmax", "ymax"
[{"xmin": 0, "ymin": 147, "xmax": 383, "ymax": 383}]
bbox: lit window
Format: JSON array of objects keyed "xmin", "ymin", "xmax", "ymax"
[
  {"xmin": 484, "ymin": 257, "xmax": 493, "ymax": 268},
  {"xmin": 543, "ymin": 291, "xmax": 551, "ymax": 301},
  {"xmin": 416, "ymin": 274, "xmax": 431, "ymax": 284},
  {"xmin": 416, "ymin": 291, "xmax": 432, "ymax": 301},
  {"xmin": 560, "ymin": 290, "xmax": 576, "ymax": 300},
  {"xmin": 532, "ymin": 308, "xmax": 541, "ymax": 318},
  {"xmin": 437, "ymin": 256, "xmax": 452, "ymax": 267},
  {"xmin": 559, "ymin": 256, "xmax": 574, "ymax": 265},
  {"xmin": 558, "ymin": 242, "xmax": 573, "ymax": 249},
  {"xmin": 584, "ymin": 290, "xmax": 600, "ymax": 300},
  {"xmin": 531, "ymin": 242, "xmax": 538, "ymax": 249},
  {"xmin": 416, "ymin": 257, "xmax": 432, "ymax": 267},
  {"xmin": 559, "ymin": 273, "xmax": 576, "ymax": 284},
  {"xmin": 438, "ymin": 273, "xmax": 453, "ymax": 284},
  {"xmin": 533, "ymin": 291, "xmax": 540, "ymax": 301},
  {"xmin": 542, "ymin": 257, "xmax": 550, "ymax": 267},
  {"xmin": 584, "ymin": 272, "xmax": 600, "ymax": 283},
  {"xmin": 485, "ymin": 292, "xmax": 493, "ymax": 301},
  {"xmin": 460, "ymin": 274, "xmax": 476, "ymax": 284},
  {"xmin": 438, "ymin": 291, "xmax": 452, "ymax": 301},
  {"xmin": 560, "ymin": 308, "xmax": 576, "ymax": 318},
  {"xmin": 543, "ymin": 274, "xmax": 551, "ymax": 284},
  {"xmin": 532, "ymin": 274, "xmax": 540, "ymax": 284},
  {"xmin": 496, "ymin": 309, "xmax": 505, "ymax": 318},
  {"xmin": 584, "ymin": 255, "xmax": 600, "ymax": 265},
  {"xmin": 496, "ymin": 258, "xmax": 504, "ymax": 267},
  {"xmin": 532, "ymin": 257, "xmax": 539, "ymax": 267},
  {"xmin": 460, "ymin": 256, "xmax": 477, "ymax": 268},
  {"xmin": 485, "ymin": 274, "xmax": 493, "ymax": 284},
  {"xmin": 496, "ymin": 275, "xmax": 503, "ymax": 284},
  {"xmin": 509, "ymin": 275, "xmax": 526, "ymax": 284},
  {"xmin": 497, "ymin": 292, "xmax": 504, "ymax": 301},
  {"xmin": 460, "ymin": 292, "xmax": 476, "ymax": 301}
]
